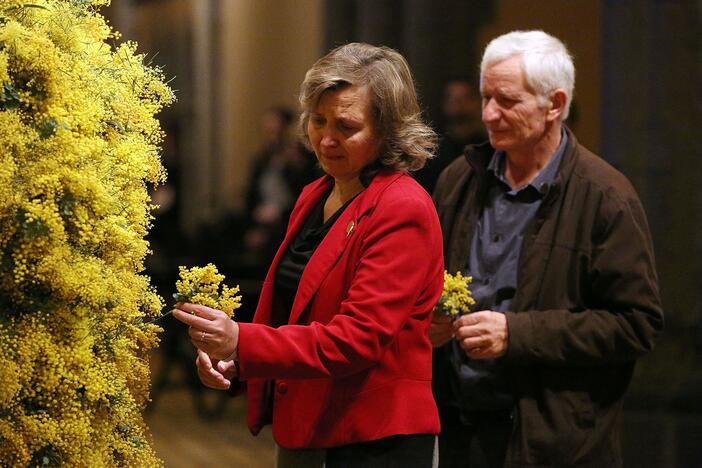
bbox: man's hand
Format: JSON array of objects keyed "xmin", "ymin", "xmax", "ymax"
[
  {"xmin": 429, "ymin": 310, "xmax": 454, "ymax": 348},
  {"xmin": 172, "ymin": 302, "xmax": 239, "ymax": 361},
  {"xmin": 453, "ymin": 311, "xmax": 508, "ymax": 359},
  {"xmin": 195, "ymin": 349, "xmax": 237, "ymax": 390}
]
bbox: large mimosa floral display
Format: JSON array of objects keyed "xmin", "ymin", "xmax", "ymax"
[{"xmin": 0, "ymin": 1, "xmax": 174, "ymax": 465}]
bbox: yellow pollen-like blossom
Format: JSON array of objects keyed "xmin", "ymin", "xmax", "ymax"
[
  {"xmin": 438, "ymin": 271, "xmax": 476, "ymax": 319},
  {"xmin": 174, "ymin": 264, "xmax": 242, "ymax": 318},
  {"xmin": 0, "ymin": 1, "xmax": 174, "ymax": 466}
]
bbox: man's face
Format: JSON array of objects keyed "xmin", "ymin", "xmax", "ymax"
[{"xmin": 480, "ymin": 55, "xmax": 550, "ymax": 153}]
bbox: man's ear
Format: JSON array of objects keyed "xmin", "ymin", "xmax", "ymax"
[{"xmin": 547, "ymin": 89, "xmax": 568, "ymax": 122}]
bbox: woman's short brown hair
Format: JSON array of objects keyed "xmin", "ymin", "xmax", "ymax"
[{"xmin": 299, "ymin": 43, "xmax": 436, "ymax": 174}]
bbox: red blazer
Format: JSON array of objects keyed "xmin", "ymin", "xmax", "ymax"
[{"xmin": 236, "ymin": 170, "xmax": 444, "ymax": 449}]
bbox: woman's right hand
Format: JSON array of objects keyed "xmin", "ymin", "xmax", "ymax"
[{"xmin": 196, "ymin": 348, "xmax": 237, "ymax": 390}]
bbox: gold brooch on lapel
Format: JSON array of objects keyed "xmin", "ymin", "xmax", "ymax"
[{"xmin": 346, "ymin": 220, "xmax": 355, "ymax": 237}]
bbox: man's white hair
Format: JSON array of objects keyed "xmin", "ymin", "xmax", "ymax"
[{"xmin": 481, "ymin": 30, "xmax": 575, "ymax": 121}]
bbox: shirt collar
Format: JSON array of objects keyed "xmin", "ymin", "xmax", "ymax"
[{"xmin": 487, "ymin": 128, "xmax": 568, "ymax": 196}]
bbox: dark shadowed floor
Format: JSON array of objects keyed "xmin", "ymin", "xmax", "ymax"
[{"xmin": 145, "ymin": 351, "xmax": 275, "ymax": 467}]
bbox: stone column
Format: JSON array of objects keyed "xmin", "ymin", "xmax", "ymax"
[{"xmin": 188, "ymin": 0, "xmax": 217, "ymax": 233}]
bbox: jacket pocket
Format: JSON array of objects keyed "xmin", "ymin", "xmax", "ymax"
[{"xmin": 512, "ymin": 381, "xmax": 596, "ymax": 465}]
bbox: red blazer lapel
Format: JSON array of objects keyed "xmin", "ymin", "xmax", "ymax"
[
  {"xmin": 288, "ymin": 199, "xmax": 358, "ymax": 325},
  {"xmin": 288, "ymin": 170, "xmax": 404, "ymax": 325},
  {"xmin": 253, "ymin": 176, "xmax": 333, "ymax": 325}
]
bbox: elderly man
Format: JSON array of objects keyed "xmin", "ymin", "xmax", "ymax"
[{"xmin": 431, "ymin": 30, "xmax": 663, "ymax": 467}]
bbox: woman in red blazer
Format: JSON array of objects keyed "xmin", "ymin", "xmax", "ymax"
[{"xmin": 174, "ymin": 43, "xmax": 444, "ymax": 467}]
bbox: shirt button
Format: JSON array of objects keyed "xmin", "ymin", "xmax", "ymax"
[
  {"xmin": 493, "ymin": 234, "xmax": 502, "ymax": 242},
  {"xmin": 276, "ymin": 382, "xmax": 288, "ymax": 394}
]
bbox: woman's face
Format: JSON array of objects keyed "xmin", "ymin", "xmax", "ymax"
[{"xmin": 307, "ymin": 85, "xmax": 382, "ymax": 183}]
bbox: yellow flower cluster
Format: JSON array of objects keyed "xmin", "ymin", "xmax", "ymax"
[
  {"xmin": 175, "ymin": 264, "xmax": 242, "ymax": 318},
  {"xmin": 0, "ymin": 1, "xmax": 173, "ymax": 466},
  {"xmin": 438, "ymin": 271, "xmax": 476, "ymax": 319}
]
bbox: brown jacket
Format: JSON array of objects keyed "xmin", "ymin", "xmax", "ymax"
[{"xmin": 432, "ymin": 128, "xmax": 664, "ymax": 467}]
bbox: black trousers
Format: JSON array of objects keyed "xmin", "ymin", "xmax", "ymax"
[
  {"xmin": 437, "ymin": 409, "xmax": 512, "ymax": 468},
  {"xmin": 325, "ymin": 433, "xmax": 436, "ymax": 468}
]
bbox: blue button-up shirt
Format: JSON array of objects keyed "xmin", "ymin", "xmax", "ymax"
[
  {"xmin": 452, "ymin": 131, "xmax": 568, "ymax": 415},
  {"xmin": 468, "ymin": 132, "xmax": 567, "ymax": 312}
]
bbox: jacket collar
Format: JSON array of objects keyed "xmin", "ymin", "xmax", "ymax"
[
  {"xmin": 464, "ymin": 139, "xmax": 495, "ymax": 175},
  {"xmin": 463, "ymin": 126, "xmax": 580, "ymax": 199},
  {"xmin": 266, "ymin": 169, "xmax": 405, "ymax": 325}
]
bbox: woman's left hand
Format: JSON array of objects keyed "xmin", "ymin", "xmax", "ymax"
[
  {"xmin": 172, "ymin": 303, "xmax": 239, "ymax": 361},
  {"xmin": 429, "ymin": 308, "xmax": 454, "ymax": 348},
  {"xmin": 195, "ymin": 349, "xmax": 236, "ymax": 390}
]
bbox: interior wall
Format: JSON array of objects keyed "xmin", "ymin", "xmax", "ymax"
[
  {"xmin": 217, "ymin": 0, "xmax": 323, "ymax": 213},
  {"xmin": 107, "ymin": 1, "xmax": 600, "ymax": 221},
  {"xmin": 107, "ymin": 0, "xmax": 323, "ymax": 228},
  {"xmin": 323, "ymin": 0, "xmax": 496, "ymax": 130},
  {"xmin": 477, "ymin": 0, "xmax": 601, "ymax": 152}
]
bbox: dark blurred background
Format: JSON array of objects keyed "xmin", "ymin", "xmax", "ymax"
[{"xmin": 102, "ymin": 1, "xmax": 702, "ymax": 466}]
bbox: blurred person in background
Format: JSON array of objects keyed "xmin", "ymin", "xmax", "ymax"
[
  {"xmin": 430, "ymin": 30, "xmax": 663, "ymax": 467},
  {"xmin": 174, "ymin": 42, "xmax": 444, "ymax": 468},
  {"xmin": 416, "ymin": 78, "xmax": 486, "ymax": 194},
  {"xmin": 242, "ymin": 107, "xmax": 317, "ymax": 269}
]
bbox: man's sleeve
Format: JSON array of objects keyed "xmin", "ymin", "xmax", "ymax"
[{"xmin": 504, "ymin": 186, "xmax": 664, "ymax": 367}]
